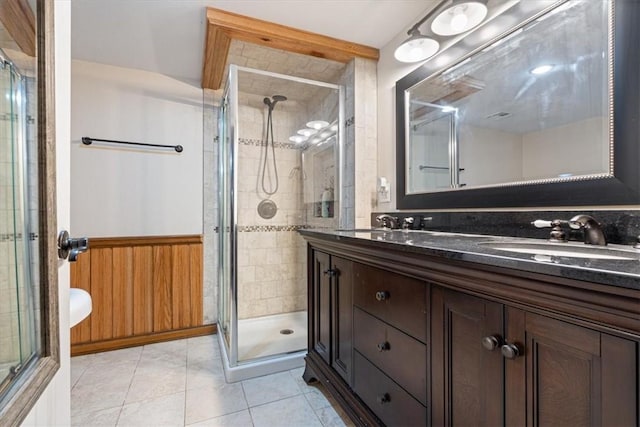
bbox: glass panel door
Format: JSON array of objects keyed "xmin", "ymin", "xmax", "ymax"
[{"xmin": 0, "ymin": 57, "xmax": 38, "ymax": 399}]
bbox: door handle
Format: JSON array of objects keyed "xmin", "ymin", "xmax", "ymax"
[{"xmin": 58, "ymin": 230, "xmax": 89, "ymax": 262}]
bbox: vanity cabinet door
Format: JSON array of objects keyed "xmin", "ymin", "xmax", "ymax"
[
  {"xmin": 309, "ymin": 249, "xmax": 354, "ymax": 384},
  {"xmin": 331, "ymin": 256, "xmax": 354, "ymax": 385},
  {"xmin": 431, "ymin": 287, "xmax": 504, "ymax": 427},
  {"xmin": 311, "ymin": 250, "xmax": 331, "ymax": 364},
  {"xmin": 505, "ymin": 308, "xmax": 639, "ymax": 426}
]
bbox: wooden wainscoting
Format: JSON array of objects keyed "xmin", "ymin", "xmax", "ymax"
[{"xmin": 71, "ymin": 235, "xmax": 215, "ymax": 355}]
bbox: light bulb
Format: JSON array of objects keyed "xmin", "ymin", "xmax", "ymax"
[
  {"xmin": 450, "ymin": 7, "xmax": 469, "ymax": 32},
  {"xmin": 530, "ymin": 64, "xmax": 554, "ymax": 75}
]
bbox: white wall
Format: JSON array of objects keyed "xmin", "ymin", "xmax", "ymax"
[
  {"xmin": 376, "ymin": 3, "xmax": 438, "ymax": 211},
  {"xmin": 70, "ymin": 61, "xmax": 203, "ymax": 237},
  {"xmin": 460, "ymin": 125, "xmax": 523, "ymax": 187},
  {"xmin": 23, "ymin": 0, "xmax": 71, "ymax": 424},
  {"xmin": 522, "ymin": 116, "xmax": 608, "ymax": 180}
]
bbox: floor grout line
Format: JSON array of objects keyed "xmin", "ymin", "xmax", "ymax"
[{"xmin": 70, "ymin": 336, "xmax": 348, "ymax": 427}]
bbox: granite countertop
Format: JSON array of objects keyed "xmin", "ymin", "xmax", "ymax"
[{"xmin": 299, "ymin": 229, "xmax": 640, "ymax": 290}]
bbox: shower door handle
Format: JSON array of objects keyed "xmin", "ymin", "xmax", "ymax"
[{"xmin": 58, "ymin": 230, "xmax": 89, "ymax": 262}]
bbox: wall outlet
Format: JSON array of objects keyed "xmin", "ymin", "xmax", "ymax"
[{"xmin": 378, "ymin": 177, "xmax": 391, "ymax": 203}]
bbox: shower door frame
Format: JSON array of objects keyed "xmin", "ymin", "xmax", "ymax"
[{"xmin": 218, "ymin": 64, "xmax": 345, "ymax": 368}]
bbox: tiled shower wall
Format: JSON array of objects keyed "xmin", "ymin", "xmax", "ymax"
[
  {"xmin": 203, "ymin": 57, "xmax": 377, "ymax": 324},
  {"xmin": 236, "ymin": 94, "xmax": 307, "ymax": 320},
  {"xmin": 202, "ymin": 90, "xmax": 218, "ymax": 325}
]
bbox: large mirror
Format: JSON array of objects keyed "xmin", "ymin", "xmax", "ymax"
[{"xmin": 396, "ymin": 0, "xmax": 640, "ymax": 209}]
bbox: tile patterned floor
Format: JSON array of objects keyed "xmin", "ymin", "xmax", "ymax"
[{"xmin": 71, "ymin": 335, "xmax": 353, "ymax": 427}]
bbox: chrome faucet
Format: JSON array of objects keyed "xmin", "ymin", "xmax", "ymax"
[
  {"xmin": 569, "ymin": 215, "xmax": 607, "ymax": 246},
  {"xmin": 375, "ymin": 214, "xmax": 399, "ymax": 229},
  {"xmin": 401, "ymin": 217, "xmax": 414, "ymax": 230},
  {"xmin": 532, "ymin": 215, "xmax": 607, "ymax": 245}
]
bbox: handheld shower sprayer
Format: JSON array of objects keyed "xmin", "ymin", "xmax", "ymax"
[
  {"xmin": 260, "ymin": 95, "xmax": 288, "ymax": 197},
  {"xmin": 263, "ymin": 95, "xmax": 288, "ymax": 111}
]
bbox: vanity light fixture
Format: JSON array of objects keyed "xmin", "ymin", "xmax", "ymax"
[
  {"xmin": 289, "ymin": 135, "xmax": 307, "ymax": 144},
  {"xmin": 306, "ymin": 120, "xmax": 329, "ymax": 130},
  {"xmin": 431, "ymin": 0, "xmax": 488, "ymax": 36},
  {"xmin": 297, "ymin": 128, "xmax": 316, "ymax": 137},
  {"xmin": 530, "ymin": 64, "xmax": 555, "ymax": 75},
  {"xmin": 395, "ymin": 0, "xmax": 489, "ymax": 63},
  {"xmin": 394, "ymin": 29, "xmax": 440, "ymax": 63}
]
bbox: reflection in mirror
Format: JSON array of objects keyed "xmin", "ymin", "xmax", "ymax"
[
  {"xmin": 405, "ymin": 0, "xmax": 611, "ymax": 194},
  {"xmin": 0, "ymin": 13, "xmax": 40, "ymax": 404},
  {"xmin": 407, "ymin": 103, "xmax": 457, "ymax": 193}
]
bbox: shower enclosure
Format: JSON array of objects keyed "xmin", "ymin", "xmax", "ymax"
[
  {"xmin": 0, "ymin": 52, "xmax": 39, "ymax": 402},
  {"xmin": 218, "ymin": 65, "xmax": 343, "ymax": 381}
]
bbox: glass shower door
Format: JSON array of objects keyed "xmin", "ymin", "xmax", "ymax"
[
  {"xmin": 217, "ymin": 78, "xmax": 238, "ymax": 365},
  {"xmin": 0, "ymin": 56, "xmax": 38, "ymax": 398}
]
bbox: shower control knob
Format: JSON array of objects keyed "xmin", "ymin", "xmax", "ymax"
[{"xmin": 375, "ymin": 291, "xmax": 390, "ymax": 301}]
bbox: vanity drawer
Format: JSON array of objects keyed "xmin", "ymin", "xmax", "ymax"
[
  {"xmin": 353, "ymin": 308, "xmax": 427, "ymax": 405},
  {"xmin": 353, "ymin": 264, "xmax": 427, "ymax": 342},
  {"xmin": 354, "ymin": 351, "xmax": 427, "ymax": 427}
]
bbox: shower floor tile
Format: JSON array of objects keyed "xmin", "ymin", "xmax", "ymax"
[{"xmin": 70, "ymin": 333, "xmax": 353, "ymax": 427}]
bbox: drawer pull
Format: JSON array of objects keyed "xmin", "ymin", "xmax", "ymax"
[
  {"xmin": 481, "ymin": 335, "xmax": 502, "ymax": 351},
  {"xmin": 375, "ymin": 291, "xmax": 390, "ymax": 301},
  {"xmin": 377, "ymin": 393, "xmax": 391, "ymax": 405},
  {"xmin": 376, "ymin": 341, "xmax": 390, "ymax": 352},
  {"xmin": 501, "ymin": 342, "xmax": 522, "ymax": 359}
]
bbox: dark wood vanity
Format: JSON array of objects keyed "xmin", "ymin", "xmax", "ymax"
[{"xmin": 301, "ymin": 231, "xmax": 640, "ymax": 426}]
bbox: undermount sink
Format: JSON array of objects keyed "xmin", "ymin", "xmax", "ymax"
[
  {"xmin": 482, "ymin": 242, "xmax": 640, "ymax": 261},
  {"xmin": 70, "ymin": 288, "xmax": 92, "ymax": 328},
  {"xmin": 336, "ymin": 228, "xmax": 485, "ymax": 238}
]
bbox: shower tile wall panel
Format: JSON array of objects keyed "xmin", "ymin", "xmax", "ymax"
[
  {"xmin": 339, "ymin": 61, "xmax": 356, "ymax": 230},
  {"xmin": 203, "ymin": 92, "xmax": 218, "ymax": 324},
  {"xmin": 237, "ymin": 231, "xmax": 306, "ymax": 319},
  {"xmin": 303, "ymin": 84, "xmax": 341, "ymax": 230},
  {"xmin": 236, "ymin": 100, "xmax": 307, "ymax": 319},
  {"xmin": 354, "ymin": 58, "xmax": 378, "ymax": 228}
]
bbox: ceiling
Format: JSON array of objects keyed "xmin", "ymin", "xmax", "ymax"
[{"xmin": 71, "ymin": 0, "xmax": 432, "ymax": 86}]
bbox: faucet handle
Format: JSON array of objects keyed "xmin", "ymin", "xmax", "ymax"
[
  {"xmin": 532, "ymin": 219, "xmax": 554, "ymax": 228},
  {"xmin": 531, "ymin": 219, "xmax": 568, "ymax": 242},
  {"xmin": 401, "ymin": 217, "xmax": 414, "ymax": 229}
]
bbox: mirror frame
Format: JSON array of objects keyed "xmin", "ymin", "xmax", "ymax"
[
  {"xmin": 0, "ymin": 0, "xmax": 60, "ymax": 424},
  {"xmin": 396, "ymin": 0, "xmax": 640, "ymax": 209}
]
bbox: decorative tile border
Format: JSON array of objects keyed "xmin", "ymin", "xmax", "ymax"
[
  {"xmin": 239, "ymin": 137, "xmax": 300, "ymax": 150},
  {"xmin": 238, "ymin": 225, "xmax": 311, "ymax": 232}
]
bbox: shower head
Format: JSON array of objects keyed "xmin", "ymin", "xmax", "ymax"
[{"xmin": 264, "ymin": 95, "xmax": 287, "ymax": 111}]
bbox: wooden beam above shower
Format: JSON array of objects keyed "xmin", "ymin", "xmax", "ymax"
[
  {"xmin": 0, "ymin": 0, "xmax": 36, "ymax": 57},
  {"xmin": 201, "ymin": 7, "xmax": 379, "ymax": 90}
]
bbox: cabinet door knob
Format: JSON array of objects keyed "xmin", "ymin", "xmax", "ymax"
[
  {"xmin": 377, "ymin": 342, "xmax": 390, "ymax": 352},
  {"xmin": 377, "ymin": 393, "xmax": 391, "ymax": 404},
  {"xmin": 481, "ymin": 335, "xmax": 502, "ymax": 351},
  {"xmin": 501, "ymin": 342, "xmax": 522, "ymax": 359},
  {"xmin": 323, "ymin": 268, "xmax": 336, "ymax": 277},
  {"xmin": 375, "ymin": 291, "xmax": 390, "ymax": 301}
]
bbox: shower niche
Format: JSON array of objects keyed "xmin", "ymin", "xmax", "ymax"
[{"xmin": 217, "ymin": 65, "xmax": 343, "ymax": 381}]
